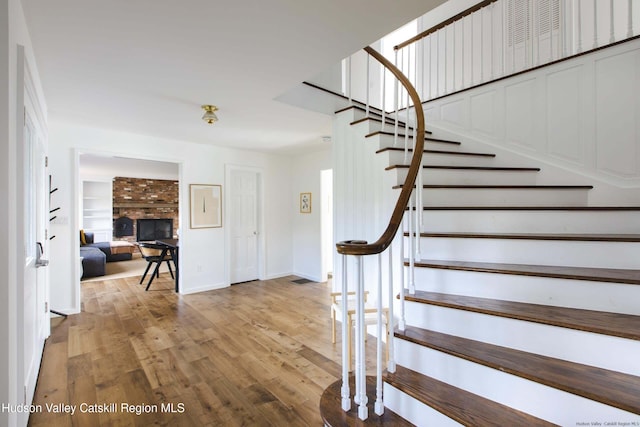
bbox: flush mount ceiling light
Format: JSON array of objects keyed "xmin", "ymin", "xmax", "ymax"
[{"xmin": 201, "ymin": 105, "xmax": 218, "ymax": 124}]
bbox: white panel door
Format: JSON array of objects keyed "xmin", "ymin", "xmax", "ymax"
[
  {"xmin": 23, "ymin": 111, "xmax": 49, "ymax": 406},
  {"xmin": 230, "ymin": 169, "xmax": 258, "ymax": 284}
]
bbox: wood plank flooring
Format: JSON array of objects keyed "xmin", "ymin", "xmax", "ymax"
[{"xmin": 29, "ymin": 274, "xmax": 375, "ymax": 427}]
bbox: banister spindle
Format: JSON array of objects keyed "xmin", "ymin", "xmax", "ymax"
[
  {"xmin": 408, "ymin": 193, "xmax": 416, "ymax": 295},
  {"xmin": 550, "ymin": 0, "xmax": 554, "ymax": 61},
  {"xmin": 610, "ymin": 0, "xmax": 615, "ymax": 43},
  {"xmin": 399, "ymin": 215, "xmax": 406, "ymax": 331},
  {"xmin": 443, "ymin": 24, "xmax": 448, "ymax": 94},
  {"xmin": 490, "ymin": 3, "xmax": 495, "ymax": 79},
  {"xmin": 355, "ymin": 256, "xmax": 368, "ymax": 420},
  {"xmin": 340, "ymin": 255, "xmax": 351, "ymax": 411},
  {"xmin": 462, "ymin": 16, "xmax": 466, "ymax": 88},
  {"xmin": 375, "ymin": 253, "xmax": 384, "ymax": 416},
  {"xmin": 381, "ymin": 62, "xmax": 386, "ymax": 125},
  {"xmin": 480, "ymin": 8, "xmax": 484, "ymax": 82},
  {"xmin": 366, "ymin": 52, "xmax": 370, "ymax": 117},
  {"xmin": 593, "ymin": 0, "xmax": 598, "ymax": 49},
  {"xmin": 627, "ymin": 0, "xmax": 633, "ymax": 38},
  {"xmin": 348, "ymin": 56, "xmax": 353, "ymax": 103},
  {"xmin": 387, "ymin": 241, "xmax": 396, "ymax": 372},
  {"xmin": 393, "ymin": 50, "xmax": 399, "ymax": 142},
  {"xmin": 577, "ymin": 0, "xmax": 583, "ymax": 53}
]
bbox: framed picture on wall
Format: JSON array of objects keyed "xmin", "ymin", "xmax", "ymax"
[
  {"xmin": 300, "ymin": 192, "xmax": 311, "ymax": 213},
  {"xmin": 190, "ymin": 184, "xmax": 222, "ymax": 228}
]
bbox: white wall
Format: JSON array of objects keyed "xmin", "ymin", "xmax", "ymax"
[
  {"xmin": 48, "ymin": 121, "xmax": 294, "ymax": 312},
  {"xmin": 291, "ymin": 147, "xmax": 332, "ymax": 282},
  {"xmin": 1, "ymin": 0, "xmax": 48, "ymax": 425}
]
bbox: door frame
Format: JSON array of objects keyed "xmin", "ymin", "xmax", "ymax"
[
  {"xmin": 15, "ymin": 44, "xmax": 49, "ymax": 421},
  {"xmin": 224, "ymin": 164, "xmax": 265, "ymax": 285},
  {"xmin": 72, "ymin": 149, "xmax": 184, "ymax": 306}
]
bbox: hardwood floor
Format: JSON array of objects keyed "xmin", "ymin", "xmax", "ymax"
[{"xmin": 29, "ymin": 274, "xmax": 378, "ymax": 427}]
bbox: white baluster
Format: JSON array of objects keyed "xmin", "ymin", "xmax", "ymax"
[
  {"xmin": 340, "ymin": 254, "xmax": 351, "ymax": 411},
  {"xmin": 453, "ymin": 21, "xmax": 457, "ymax": 91},
  {"xmin": 627, "ymin": 0, "xmax": 633, "ymax": 38},
  {"xmin": 366, "ymin": 52, "xmax": 370, "ymax": 117},
  {"xmin": 427, "ymin": 35, "xmax": 432, "ymax": 99},
  {"xmin": 348, "ymin": 56, "xmax": 352, "ymax": 103},
  {"xmin": 436, "ymin": 31, "xmax": 440, "ymax": 95},
  {"xmin": 511, "ymin": 0, "xmax": 516, "ymax": 72},
  {"xmin": 443, "ymin": 24, "xmax": 448, "ymax": 94},
  {"xmin": 610, "ymin": 0, "xmax": 615, "ymax": 44},
  {"xmin": 355, "ymin": 256, "xmax": 368, "ymax": 421},
  {"xmin": 462, "ymin": 16, "xmax": 466, "ymax": 88},
  {"xmin": 501, "ymin": 0, "xmax": 506, "ymax": 76},
  {"xmin": 480, "ymin": 8, "xmax": 484, "ymax": 82},
  {"xmin": 420, "ymin": 37, "xmax": 425, "ymax": 100},
  {"xmin": 381, "ymin": 62, "xmax": 386, "ymax": 125},
  {"xmin": 535, "ymin": 0, "xmax": 540, "ymax": 66},
  {"xmin": 375, "ymin": 253, "xmax": 384, "ymax": 416},
  {"xmin": 593, "ymin": 0, "xmax": 598, "ymax": 49},
  {"xmin": 387, "ymin": 242, "xmax": 396, "ymax": 372},
  {"xmin": 409, "ymin": 193, "xmax": 416, "ymax": 295},
  {"xmin": 560, "ymin": 0, "xmax": 567, "ymax": 57},
  {"xmin": 394, "ymin": 50, "xmax": 399, "ymax": 143},
  {"xmin": 550, "ymin": 0, "xmax": 554, "ymax": 61},
  {"xmin": 399, "ymin": 216, "xmax": 406, "ymax": 331},
  {"xmin": 471, "ymin": 10, "xmax": 474, "ymax": 84},
  {"xmin": 490, "ymin": 3, "xmax": 495, "ymax": 79},
  {"xmin": 577, "ymin": 0, "xmax": 583, "ymax": 53}
]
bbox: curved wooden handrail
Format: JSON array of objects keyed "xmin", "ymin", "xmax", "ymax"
[
  {"xmin": 336, "ymin": 46, "xmax": 425, "ymax": 256},
  {"xmin": 394, "ymin": 0, "xmax": 497, "ymax": 51}
]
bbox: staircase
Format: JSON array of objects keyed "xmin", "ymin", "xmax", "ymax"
[{"xmin": 322, "ymin": 105, "xmax": 640, "ymax": 426}]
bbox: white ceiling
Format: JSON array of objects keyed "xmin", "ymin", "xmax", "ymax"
[{"xmin": 21, "ymin": 0, "xmax": 445, "ymax": 153}]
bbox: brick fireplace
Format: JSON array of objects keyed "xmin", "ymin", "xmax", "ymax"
[{"xmin": 112, "ymin": 177, "xmax": 179, "ymax": 242}]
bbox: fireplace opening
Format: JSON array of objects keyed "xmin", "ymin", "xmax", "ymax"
[{"xmin": 136, "ymin": 219, "xmax": 173, "ymax": 241}]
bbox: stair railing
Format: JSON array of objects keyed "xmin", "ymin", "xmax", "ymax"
[
  {"xmin": 393, "ymin": 0, "xmax": 637, "ymax": 104},
  {"xmin": 336, "ymin": 45, "xmax": 424, "ymax": 421}
]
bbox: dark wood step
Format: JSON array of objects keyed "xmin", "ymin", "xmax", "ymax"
[
  {"xmin": 394, "ymin": 184, "xmax": 593, "ymax": 190},
  {"xmin": 384, "ymin": 365, "xmax": 557, "ymax": 426},
  {"xmin": 350, "ymin": 116, "xmax": 433, "ymax": 134},
  {"xmin": 405, "ymin": 231, "xmax": 640, "ymax": 242},
  {"xmin": 408, "ymin": 259, "xmax": 640, "ymax": 285},
  {"xmin": 368, "ymin": 131, "xmax": 461, "ymax": 146},
  {"xmin": 378, "ymin": 148, "xmax": 491, "ymax": 158},
  {"xmin": 320, "ymin": 375, "xmax": 413, "ymax": 426},
  {"xmin": 387, "ymin": 164, "xmax": 540, "ymax": 172},
  {"xmin": 395, "ymin": 326, "xmax": 640, "ymax": 415},
  {"xmin": 403, "ymin": 289, "xmax": 640, "ymax": 340},
  {"xmin": 335, "ymin": 103, "xmax": 387, "ymax": 118}
]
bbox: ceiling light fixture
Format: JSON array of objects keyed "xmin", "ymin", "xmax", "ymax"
[{"xmin": 201, "ymin": 105, "xmax": 218, "ymax": 124}]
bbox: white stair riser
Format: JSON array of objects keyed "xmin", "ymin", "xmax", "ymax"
[
  {"xmin": 394, "ymin": 338, "xmax": 639, "ymax": 426},
  {"xmin": 391, "ymin": 169, "xmax": 539, "ymax": 185},
  {"xmin": 379, "ymin": 148, "xmax": 495, "ymax": 167},
  {"xmin": 417, "ymin": 210, "xmax": 640, "ymax": 234},
  {"xmin": 405, "ymin": 238, "xmax": 640, "ymax": 269},
  {"xmin": 401, "ymin": 302, "xmax": 640, "ymax": 376},
  {"xmin": 402, "ymin": 188, "xmax": 589, "ymax": 206},
  {"xmin": 406, "ymin": 267, "xmax": 640, "ymax": 315},
  {"xmin": 383, "ymin": 383, "xmax": 462, "ymax": 427}
]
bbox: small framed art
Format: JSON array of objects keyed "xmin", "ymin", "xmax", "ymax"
[
  {"xmin": 300, "ymin": 192, "xmax": 311, "ymax": 214},
  {"xmin": 190, "ymin": 184, "xmax": 222, "ymax": 228}
]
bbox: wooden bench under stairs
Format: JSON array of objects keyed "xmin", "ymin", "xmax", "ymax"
[{"xmin": 321, "ymin": 106, "xmax": 640, "ymax": 426}]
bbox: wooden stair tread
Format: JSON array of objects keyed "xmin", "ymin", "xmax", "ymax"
[
  {"xmin": 385, "ymin": 365, "xmax": 557, "ymax": 426},
  {"xmin": 335, "ymin": 103, "xmax": 386, "ymax": 117},
  {"xmin": 377, "ymin": 147, "xmax": 492, "ymax": 157},
  {"xmin": 403, "ymin": 289, "xmax": 640, "ymax": 340},
  {"xmin": 320, "ymin": 375, "xmax": 413, "ymax": 426},
  {"xmin": 409, "ymin": 259, "xmax": 640, "ymax": 285},
  {"xmin": 405, "ymin": 231, "xmax": 640, "ymax": 242},
  {"xmin": 394, "ymin": 184, "xmax": 593, "ymax": 190},
  {"xmin": 368, "ymin": 131, "xmax": 461, "ymax": 145},
  {"xmin": 387, "ymin": 164, "xmax": 540, "ymax": 171},
  {"xmin": 395, "ymin": 326, "xmax": 640, "ymax": 415},
  {"xmin": 350, "ymin": 116, "xmax": 433, "ymax": 134}
]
